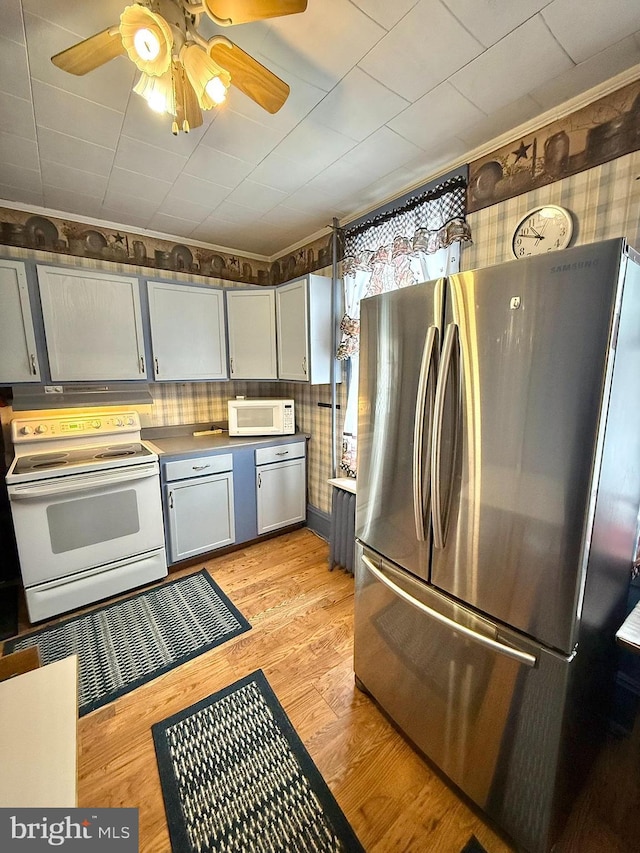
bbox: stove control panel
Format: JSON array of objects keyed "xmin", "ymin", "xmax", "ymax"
[{"xmin": 11, "ymin": 411, "xmax": 142, "ymax": 444}]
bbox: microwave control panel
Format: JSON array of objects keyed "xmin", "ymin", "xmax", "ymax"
[{"xmin": 283, "ymin": 404, "xmax": 295, "ymax": 433}]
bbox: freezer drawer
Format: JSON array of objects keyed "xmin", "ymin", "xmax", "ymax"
[{"xmin": 354, "ymin": 544, "xmax": 575, "ymax": 853}]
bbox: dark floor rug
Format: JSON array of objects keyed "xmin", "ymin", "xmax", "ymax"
[
  {"xmin": 461, "ymin": 836, "xmax": 489, "ymax": 853},
  {"xmin": 2, "ymin": 570, "xmax": 251, "ymax": 716},
  {"xmin": 153, "ymin": 669, "xmax": 365, "ymax": 853},
  {"xmin": 0, "ymin": 584, "xmax": 18, "ymax": 641}
]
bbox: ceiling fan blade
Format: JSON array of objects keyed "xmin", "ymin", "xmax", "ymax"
[
  {"xmin": 51, "ymin": 27, "xmax": 125, "ymax": 76},
  {"xmin": 203, "ymin": 0, "xmax": 307, "ymax": 26},
  {"xmin": 174, "ymin": 64, "xmax": 204, "ymax": 130},
  {"xmin": 209, "ymin": 41, "xmax": 289, "ymax": 114}
]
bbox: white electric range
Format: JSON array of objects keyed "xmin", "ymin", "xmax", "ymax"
[{"xmin": 6, "ymin": 411, "xmax": 167, "ymax": 623}]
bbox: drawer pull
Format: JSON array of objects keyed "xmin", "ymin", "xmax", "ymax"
[
  {"xmin": 275, "ymin": 451, "xmax": 289, "ymax": 456},
  {"xmin": 192, "ymin": 464, "xmax": 211, "ymax": 471}
]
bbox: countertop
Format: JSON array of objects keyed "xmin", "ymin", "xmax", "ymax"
[{"xmin": 142, "ymin": 423, "xmax": 308, "ymax": 459}]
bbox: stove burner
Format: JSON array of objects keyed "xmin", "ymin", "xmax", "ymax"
[
  {"xmin": 33, "ymin": 459, "xmax": 69, "ymax": 469},
  {"xmin": 94, "ymin": 448, "xmax": 137, "ymax": 459},
  {"xmin": 28, "ymin": 452, "xmax": 68, "ymax": 462}
]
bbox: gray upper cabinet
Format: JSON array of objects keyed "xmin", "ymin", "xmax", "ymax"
[
  {"xmin": 37, "ymin": 265, "xmax": 146, "ymax": 381},
  {"xmin": 0, "ymin": 260, "xmax": 40, "ymax": 383},
  {"xmin": 226, "ymin": 288, "xmax": 277, "ymax": 380},
  {"xmin": 147, "ymin": 281, "xmax": 227, "ymax": 381},
  {"xmin": 276, "ymin": 274, "xmax": 338, "ymax": 384}
]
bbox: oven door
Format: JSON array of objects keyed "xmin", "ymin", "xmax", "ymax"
[{"xmin": 8, "ymin": 462, "xmax": 165, "ymax": 586}]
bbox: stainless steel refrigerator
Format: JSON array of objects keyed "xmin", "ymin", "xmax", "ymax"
[{"xmin": 354, "ymin": 238, "xmax": 640, "ymax": 853}]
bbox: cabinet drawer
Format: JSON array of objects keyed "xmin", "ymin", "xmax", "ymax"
[
  {"xmin": 164, "ymin": 453, "xmax": 233, "ymax": 482},
  {"xmin": 255, "ymin": 442, "xmax": 305, "ymax": 466}
]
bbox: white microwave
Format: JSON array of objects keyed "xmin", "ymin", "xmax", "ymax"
[{"xmin": 228, "ymin": 399, "xmax": 295, "ymax": 437}]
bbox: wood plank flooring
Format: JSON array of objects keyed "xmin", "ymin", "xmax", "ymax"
[{"xmin": 6, "ymin": 528, "xmax": 640, "ymax": 852}]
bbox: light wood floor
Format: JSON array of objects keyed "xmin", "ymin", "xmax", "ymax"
[{"xmin": 7, "ymin": 528, "xmax": 640, "ymax": 852}]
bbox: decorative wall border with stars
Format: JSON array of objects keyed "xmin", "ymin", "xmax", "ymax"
[{"xmin": 467, "ymin": 77, "xmax": 640, "ymax": 213}]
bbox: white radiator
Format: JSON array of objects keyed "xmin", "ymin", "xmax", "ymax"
[{"xmin": 329, "ymin": 485, "xmax": 356, "ymax": 574}]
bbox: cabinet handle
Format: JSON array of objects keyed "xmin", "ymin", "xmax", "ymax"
[
  {"xmin": 155, "ymin": 357, "xmax": 159, "ymax": 375},
  {"xmin": 230, "ymin": 357, "xmax": 234, "ymax": 374},
  {"xmin": 140, "ymin": 355, "xmax": 145, "ymax": 374},
  {"xmin": 169, "ymin": 490, "xmax": 174, "ymax": 509},
  {"xmin": 30, "ymin": 353, "xmax": 37, "ymax": 375},
  {"xmin": 275, "ymin": 451, "xmax": 289, "ymax": 456},
  {"xmin": 258, "ymin": 472, "xmax": 262, "ymax": 488},
  {"xmin": 302, "ymin": 356, "xmax": 307, "ymax": 375},
  {"xmin": 192, "ymin": 464, "xmax": 211, "ymax": 471}
]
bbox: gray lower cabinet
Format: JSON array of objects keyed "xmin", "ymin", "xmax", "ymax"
[
  {"xmin": 256, "ymin": 441, "xmax": 306, "ymax": 534},
  {"xmin": 164, "ymin": 454, "xmax": 235, "ymax": 563}
]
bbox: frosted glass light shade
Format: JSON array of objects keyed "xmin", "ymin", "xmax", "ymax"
[
  {"xmin": 180, "ymin": 44, "xmax": 230, "ymax": 110},
  {"xmin": 120, "ymin": 5, "xmax": 173, "ymax": 76}
]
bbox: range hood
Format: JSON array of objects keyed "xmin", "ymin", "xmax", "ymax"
[{"xmin": 11, "ymin": 383, "xmax": 154, "ymax": 411}]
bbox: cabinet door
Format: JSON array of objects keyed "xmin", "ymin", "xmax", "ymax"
[
  {"xmin": 256, "ymin": 458, "xmax": 306, "ymax": 534},
  {"xmin": 148, "ymin": 281, "xmax": 227, "ymax": 381},
  {"xmin": 0, "ymin": 260, "xmax": 40, "ymax": 382},
  {"xmin": 276, "ymin": 278, "xmax": 309, "ymax": 380},
  {"xmin": 166, "ymin": 472, "xmax": 235, "ymax": 563},
  {"xmin": 37, "ymin": 266, "xmax": 145, "ymax": 381},
  {"xmin": 226, "ymin": 289, "xmax": 277, "ymax": 379}
]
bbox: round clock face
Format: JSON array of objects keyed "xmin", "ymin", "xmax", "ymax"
[{"xmin": 511, "ymin": 205, "xmax": 573, "ymax": 259}]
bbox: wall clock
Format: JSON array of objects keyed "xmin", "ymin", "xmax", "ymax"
[{"xmin": 511, "ymin": 205, "xmax": 573, "ymax": 258}]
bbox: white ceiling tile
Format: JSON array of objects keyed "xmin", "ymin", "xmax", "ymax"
[
  {"xmin": 340, "ymin": 127, "xmax": 425, "ymax": 177},
  {"xmin": 0, "ymin": 162, "xmax": 41, "ymax": 193},
  {"xmin": 169, "ymin": 174, "xmax": 231, "ymax": 208},
  {"xmin": 456, "ymin": 95, "xmax": 543, "ymax": 149},
  {"xmin": 22, "ymin": 0, "xmax": 126, "ymax": 39},
  {"xmin": 349, "ymin": 0, "xmax": 421, "ymax": 31},
  {"xmin": 32, "ymin": 80, "xmax": 124, "ymax": 149},
  {"xmin": 248, "ymin": 153, "xmax": 320, "ymax": 193},
  {"xmin": 37, "ymin": 127, "xmax": 115, "ymax": 175},
  {"xmin": 389, "ymin": 83, "xmax": 486, "ymax": 150},
  {"xmin": 147, "ymin": 212, "xmax": 201, "ymax": 239},
  {"xmin": 0, "ymin": 130, "xmax": 38, "ymax": 170},
  {"xmin": 43, "ymin": 185, "xmax": 102, "ymax": 218},
  {"xmin": 0, "ymin": 183, "xmax": 44, "ymax": 207},
  {"xmin": 207, "ymin": 201, "xmax": 262, "ymax": 225},
  {"xmin": 274, "ymin": 118, "xmax": 356, "ymax": 170},
  {"xmin": 0, "ymin": 34, "xmax": 31, "ymax": 101},
  {"xmin": 543, "ymin": 0, "xmax": 640, "ymax": 63},
  {"xmin": 157, "ymin": 195, "xmax": 212, "ymax": 223},
  {"xmin": 114, "ymin": 136, "xmax": 187, "ymax": 183},
  {"xmin": 0, "ymin": 92, "xmax": 35, "ymax": 140},
  {"xmin": 359, "ymin": 0, "xmax": 484, "ymax": 102},
  {"xmin": 441, "ymin": 0, "xmax": 552, "ymax": 48},
  {"xmin": 450, "ymin": 16, "xmax": 575, "ymax": 114},
  {"xmin": 107, "ymin": 167, "xmax": 172, "ymax": 205},
  {"xmin": 224, "ymin": 180, "xmax": 288, "ymax": 213},
  {"xmin": 200, "ymin": 111, "xmax": 282, "ymax": 163},
  {"xmin": 100, "ymin": 194, "xmax": 158, "ymax": 223},
  {"xmin": 308, "ymin": 69, "xmax": 409, "ymax": 142},
  {"xmin": 189, "ymin": 218, "xmax": 244, "ymax": 245},
  {"xmin": 24, "ymin": 12, "xmax": 135, "ymax": 113},
  {"xmin": 530, "ymin": 34, "xmax": 640, "ymax": 111},
  {"xmin": 284, "ymin": 184, "xmax": 351, "ymax": 217},
  {"xmin": 40, "ymin": 159, "xmax": 109, "ymax": 197},
  {"xmin": 183, "ymin": 146, "xmax": 253, "ymax": 189},
  {"xmin": 98, "ymin": 205, "xmax": 154, "ymax": 230},
  {"xmin": 259, "ymin": 0, "xmax": 386, "ymax": 91},
  {"xmin": 260, "ymin": 204, "xmax": 314, "ymax": 230},
  {"xmin": 4, "ymin": 0, "xmax": 26, "ymax": 45},
  {"xmin": 304, "ymin": 160, "xmax": 382, "ymax": 199}
]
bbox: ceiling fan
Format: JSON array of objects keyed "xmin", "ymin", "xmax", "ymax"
[{"xmin": 51, "ymin": 0, "xmax": 307, "ymax": 134}]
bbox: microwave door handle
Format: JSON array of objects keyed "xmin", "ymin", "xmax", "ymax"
[
  {"xmin": 412, "ymin": 325, "xmax": 438, "ymax": 542},
  {"xmin": 8, "ymin": 464, "xmax": 158, "ymax": 500},
  {"xmin": 362, "ymin": 555, "xmax": 537, "ymax": 667}
]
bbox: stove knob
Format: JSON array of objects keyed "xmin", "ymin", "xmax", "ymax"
[
  {"xmin": 126, "ymin": 417, "xmax": 135, "ymax": 426},
  {"xmin": 91, "ymin": 420, "xmax": 101, "ymax": 429},
  {"xmin": 115, "ymin": 418, "xmax": 124, "ymax": 427},
  {"xmin": 35, "ymin": 425, "xmax": 48, "ymax": 434},
  {"xmin": 20, "ymin": 425, "xmax": 33, "ymax": 435}
]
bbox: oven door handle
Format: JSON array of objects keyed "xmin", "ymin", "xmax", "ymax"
[{"xmin": 8, "ymin": 463, "xmax": 159, "ymax": 500}]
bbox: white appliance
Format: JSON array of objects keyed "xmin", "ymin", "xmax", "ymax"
[
  {"xmin": 6, "ymin": 411, "xmax": 167, "ymax": 622},
  {"xmin": 227, "ymin": 398, "xmax": 295, "ymax": 437}
]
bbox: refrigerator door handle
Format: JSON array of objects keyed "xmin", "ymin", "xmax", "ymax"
[
  {"xmin": 362, "ymin": 554, "xmax": 537, "ymax": 668},
  {"xmin": 431, "ymin": 322, "xmax": 460, "ymax": 549},
  {"xmin": 412, "ymin": 325, "xmax": 438, "ymax": 542}
]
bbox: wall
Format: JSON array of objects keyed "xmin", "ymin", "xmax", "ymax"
[{"xmin": 462, "ymin": 150, "xmax": 640, "ymax": 270}]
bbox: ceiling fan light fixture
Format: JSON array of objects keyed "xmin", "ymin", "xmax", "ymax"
[
  {"xmin": 120, "ymin": 4, "xmax": 173, "ymax": 75},
  {"xmin": 133, "ymin": 69, "xmax": 176, "ymax": 115},
  {"xmin": 180, "ymin": 43, "xmax": 231, "ymax": 110}
]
